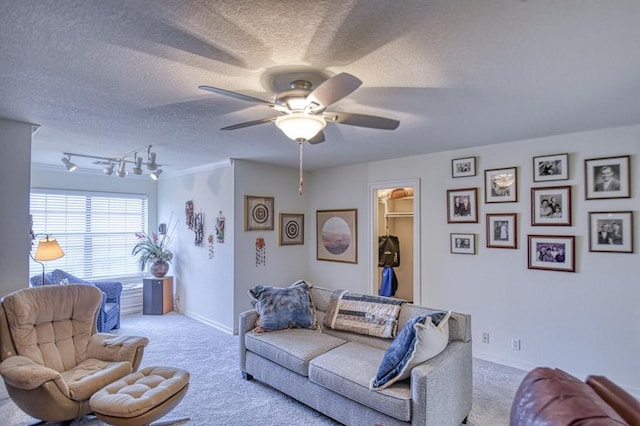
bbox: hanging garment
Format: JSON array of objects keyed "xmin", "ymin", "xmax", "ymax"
[
  {"xmin": 379, "ymin": 266, "xmax": 398, "ymax": 297},
  {"xmin": 378, "ymin": 235, "xmax": 400, "ymax": 267}
]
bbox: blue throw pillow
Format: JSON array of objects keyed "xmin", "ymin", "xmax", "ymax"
[
  {"xmin": 370, "ymin": 310, "xmax": 451, "ymax": 390},
  {"xmin": 248, "ymin": 280, "xmax": 317, "ymax": 333}
]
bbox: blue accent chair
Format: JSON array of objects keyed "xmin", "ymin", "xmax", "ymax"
[{"xmin": 29, "ymin": 269, "xmax": 122, "ymax": 332}]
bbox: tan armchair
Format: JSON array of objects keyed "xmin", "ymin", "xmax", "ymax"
[{"xmin": 0, "ymin": 284, "xmax": 148, "ymax": 423}]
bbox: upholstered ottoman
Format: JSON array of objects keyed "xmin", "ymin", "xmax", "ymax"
[{"xmin": 89, "ymin": 366, "xmax": 189, "ymax": 426}]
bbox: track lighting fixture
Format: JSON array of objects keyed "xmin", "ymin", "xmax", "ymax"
[
  {"xmin": 61, "ymin": 145, "xmax": 162, "ymax": 180},
  {"xmin": 116, "ymin": 159, "xmax": 127, "ymax": 177},
  {"xmin": 102, "ymin": 161, "xmax": 114, "ymax": 175},
  {"xmin": 61, "ymin": 156, "xmax": 77, "ymax": 172},
  {"xmin": 150, "ymin": 168, "xmax": 163, "ymax": 181}
]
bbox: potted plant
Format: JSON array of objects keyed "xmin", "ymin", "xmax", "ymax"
[{"xmin": 132, "ymin": 224, "xmax": 174, "ymax": 278}]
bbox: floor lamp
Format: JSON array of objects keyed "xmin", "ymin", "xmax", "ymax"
[{"xmin": 32, "ymin": 235, "xmax": 65, "ymax": 285}]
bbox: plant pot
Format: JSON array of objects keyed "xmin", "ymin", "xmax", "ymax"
[{"xmin": 150, "ymin": 260, "xmax": 170, "ymax": 278}]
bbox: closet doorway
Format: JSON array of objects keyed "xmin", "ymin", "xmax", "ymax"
[{"xmin": 369, "ymin": 179, "xmax": 420, "ymax": 304}]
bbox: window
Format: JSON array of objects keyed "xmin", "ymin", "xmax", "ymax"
[{"xmin": 29, "ymin": 189, "xmax": 148, "ymax": 281}]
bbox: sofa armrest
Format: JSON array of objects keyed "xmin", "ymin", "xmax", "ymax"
[
  {"xmin": 0, "ymin": 355, "xmax": 70, "ymax": 396},
  {"xmin": 587, "ymin": 375, "xmax": 640, "ymax": 426},
  {"xmin": 93, "ymin": 281, "xmax": 122, "ymax": 304},
  {"xmin": 87, "ymin": 334, "xmax": 149, "ymax": 371},
  {"xmin": 410, "ymin": 340, "xmax": 473, "ymax": 426},
  {"xmin": 238, "ymin": 309, "xmax": 258, "ymax": 373}
]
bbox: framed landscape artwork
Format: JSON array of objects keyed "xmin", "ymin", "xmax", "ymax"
[
  {"xmin": 279, "ymin": 213, "xmax": 304, "ymax": 246},
  {"xmin": 452, "ymin": 157, "xmax": 476, "ymax": 178},
  {"xmin": 588, "ymin": 211, "xmax": 633, "ymax": 253},
  {"xmin": 531, "ymin": 186, "xmax": 572, "ymax": 226},
  {"xmin": 244, "ymin": 195, "xmax": 274, "ymax": 231},
  {"xmin": 584, "ymin": 155, "xmax": 630, "ymax": 199},
  {"xmin": 447, "ymin": 188, "xmax": 478, "ymax": 223},
  {"xmin": 485, "ymin": 167, "xmax": 517, "ymax": 203},
  {"xmin": 316, "ymin": 209, "xmax": 357, "ymax": 263},
  {"xmin": 451, "ymin": 233, "xmax": 476, "ymax": 254},
  {"xmin": 533, "ymin": 153, "xmax": 569, "ymax": 182},
  {"xmin": 486, "ymin": 213, "xmax": 517, "ymax": 249},
  {"xmin": 527, "ymin": 235, "xmax": 575, "ymax": 272}
]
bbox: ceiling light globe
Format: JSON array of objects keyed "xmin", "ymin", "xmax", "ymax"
[{"xmin": 275, "ymin": 113, "xmax": 326, "ymax": 141}]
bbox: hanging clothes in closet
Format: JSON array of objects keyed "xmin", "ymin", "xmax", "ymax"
[{"xmin": 378, "ymin": 234, "xmax": 400, "ymax": 297}]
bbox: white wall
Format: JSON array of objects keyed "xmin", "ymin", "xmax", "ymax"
[
  {"xmin": 0, "ymin": 118, "xmax": 34, "ymax": 296},
  {"xmin": 306, "ymin": 125, "xmax": 640, "ymax": 396},
  {"xmin": 156, "ymin": 162, "xmax": 235, "ymax": 332},
  {"xmin": 233, "ymin": 160, "xmax": 310, "ymax": 333}
]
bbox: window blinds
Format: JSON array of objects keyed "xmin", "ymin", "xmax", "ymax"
[{"xmin": 29, "ymin": 189, "xmax": 148, "ymax": 281}]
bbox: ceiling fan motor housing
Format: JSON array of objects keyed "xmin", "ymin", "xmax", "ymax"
[{"xmin": 275, "ymin": 80, "xmax": 313, "ymax": 111}]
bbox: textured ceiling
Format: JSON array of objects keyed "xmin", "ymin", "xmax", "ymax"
[{"xmin": 2, "ymin": 0, "xmax": 640, "ymax": 175}]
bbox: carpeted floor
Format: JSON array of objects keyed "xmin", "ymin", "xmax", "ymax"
[{"xmin": 0, "ymin": 312, "xmax": 527, "ymax": 426}]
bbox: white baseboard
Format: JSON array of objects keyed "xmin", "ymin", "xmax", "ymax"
[{"xmin": 182, "ymin": 310, "xmax": 233, "ymax": 335}]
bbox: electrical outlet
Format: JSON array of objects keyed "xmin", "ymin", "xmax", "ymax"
[
  {"xmin": 511, "ymin": 339, "xmax": 521, "ymax": 351},
  {"xmin": 482, "ymin": 332, "xmax": 489, "ymax": 344}
]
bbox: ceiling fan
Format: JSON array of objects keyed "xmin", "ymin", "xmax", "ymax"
[{"xmin": 198, "ymin": 72, "xmax": 399, "ymax": 144}]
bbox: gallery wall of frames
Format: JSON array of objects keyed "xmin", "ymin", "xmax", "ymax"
[{"xmin": 447, "ymin": 154, "xmax": 633, "ymax": 272}]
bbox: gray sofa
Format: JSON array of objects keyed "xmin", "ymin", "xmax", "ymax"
[{"xmin": 239, "ymin": 286, "xmax": 472, "ymax": 426}]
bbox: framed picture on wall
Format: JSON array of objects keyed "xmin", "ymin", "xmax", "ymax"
[
  {"xmin": 531, "ymin": 186, "xmax": 572, "ymax": 226},
  {"xmin": 316, "ymin": 209, "xmax": 357, "ymax": 263},
  {"xmin": 452, "ymin": 157, "xmax": 476, "ymax": 178},
  {"xmin": 244, "ymin": 195, "xmax": 274, "ymax": 231},
  {"xmin": 533, "ymin": 153, "xmax": 569, "ymax": 182},
  {"xmin": 279, "ymin": 213, "xmax": 304, "ymax": 246},
  {"xmin": 486, "ymin": 213, "xmax": 517, "ymax": 249},
  {"xmin": 527, "ymin": 235, "xmax": 575, "ymax": 272},
  {"xmin": 588, "ymin": 211, "xmax": 633, "ymax": 253},
  {"xmin": 447, "ymin": 188, "xmax": 478, "ymax": 223},
  {"xmin": 584, "ymin": 155, "xmax": 630, "ymax": 199},
  {"xmin": 484, "ymin": 167, "xmax": 517, "ymax": 203},
  {"xmin": 451, "ymin": 233, "xmax": 476, "ymax": 254}
]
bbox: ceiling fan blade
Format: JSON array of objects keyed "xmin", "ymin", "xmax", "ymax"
[
  {"xmin": 326, "ymin": 112, "xmax": 400, "ymax": 130},
  {"xmin": 220, "ymin": 116, "xmax": 278, "ymax": 131},
  {"xmin": 307, "ymin": 131, "xmax": 325, "ymax": 144},
  {"xmin": 306, "ymin": 73, "xmax": 362, "ymax": 111},
  {"xmin": 198, "ymin": 85, "xmax": 274, "ymax": 106}
]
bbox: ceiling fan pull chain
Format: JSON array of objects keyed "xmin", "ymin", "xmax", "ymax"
[{"xmin": 298, "ymin": 141, "xmax": 304, "ymax": 195}]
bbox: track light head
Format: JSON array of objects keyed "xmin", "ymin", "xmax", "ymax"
[
  {"xmin": 103, "ymin": 161, "xmax": 114, "ymax": 175},
  {"xmin": 116, "ymin": 159, "xmax": 127, "ymax": 177},
  {"xmin": 150, "ymin": 168, "xmax": 163, "ymax": 180},
  {"xmin": 132, "ymin": 156, "xmax": 143, "ymax": 175},
  {"xmin": 147, "ymin": 151, "xmax": 158, "ymax": 171},
  {"xmin": 61, "ymin": 156, "xmax": 77, "ymax": 172}
]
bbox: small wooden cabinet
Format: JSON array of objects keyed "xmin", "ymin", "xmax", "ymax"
[{"xmin": 143, "ymin": 276, "xmax": 173, "ymax": 315}]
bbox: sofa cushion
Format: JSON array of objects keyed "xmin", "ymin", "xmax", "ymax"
[
  {"xmin": 309, "ymin": 342, "xmax": 412, "ymax": 421},
  {"xmin": 248, "ymin": 280, "xmax": 317, "ymax": 333},
  {"xmin": 323, "ymin": 290, "xmax": 405, "ymax": 338},
  {"xmin": 245, "ymin": 328, "xmax": 346, "ymax": 376},
  {"xmin": 370, "ymin": 311, "xmax": 451, "ymax": 390}
]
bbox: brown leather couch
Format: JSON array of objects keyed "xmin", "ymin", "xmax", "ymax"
[{"xmin": 510, "ymin": 367, "xmax": 640, "ymax": 426}]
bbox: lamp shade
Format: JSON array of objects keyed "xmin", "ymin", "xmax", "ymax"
[
  {"xmin": 34, "ymin": 237, "xmax": 65, "ymax": 261},
  {"xmin": 275, "ymin": 112, "xmax": 326, "ymax": 141}
]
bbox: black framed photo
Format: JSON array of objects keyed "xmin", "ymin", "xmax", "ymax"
[
  {"xmin": 279, "ymin": 213, "xmax": 304, "ymax": 246},
  {"xmin": 486, "ymin": 213, "xmax": 517, "ymax": 249},
  {"xmin": 527, "ymin": 235, "xmax": 575, "ymax": 272},
  {"xmin": 451, "ymin": 233, "xmax": 476, "ymax": 254},
  {"xmin": 589, "ymin": 211, "xmax": 633, "ymax": 253},
  {"xmin": 531, "ymin": 186, "xmax": 572, "ymax": 226},
  {"xmin": 533, "ymin": 153, "xmax": 569, "ymax": 182},
  {"xmin": 447, "ymin": 188, "xmax": 479, "ymax": 223},
  {"xmin": 452, "ymin": 157, "xmax": 476, "ymax": 178},
  {"xmin": 244, "ymin": 195, "xmax": 274, "ymax": 231},
  {"xmin": 316, "ymin": 209, "xmax": 357, "ymax": 263},
  {"xmin": 485, "ymin": 167, "xmax": 517, "ymax": 203},
  {"xmin": 584, "ymin": 155, "xmax": 630, "ymax": 199}
]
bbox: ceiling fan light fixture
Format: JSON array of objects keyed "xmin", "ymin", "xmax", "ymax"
[{"xmin": 275, "ymin": 113, "xmax": 326, "ymax": 141}]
